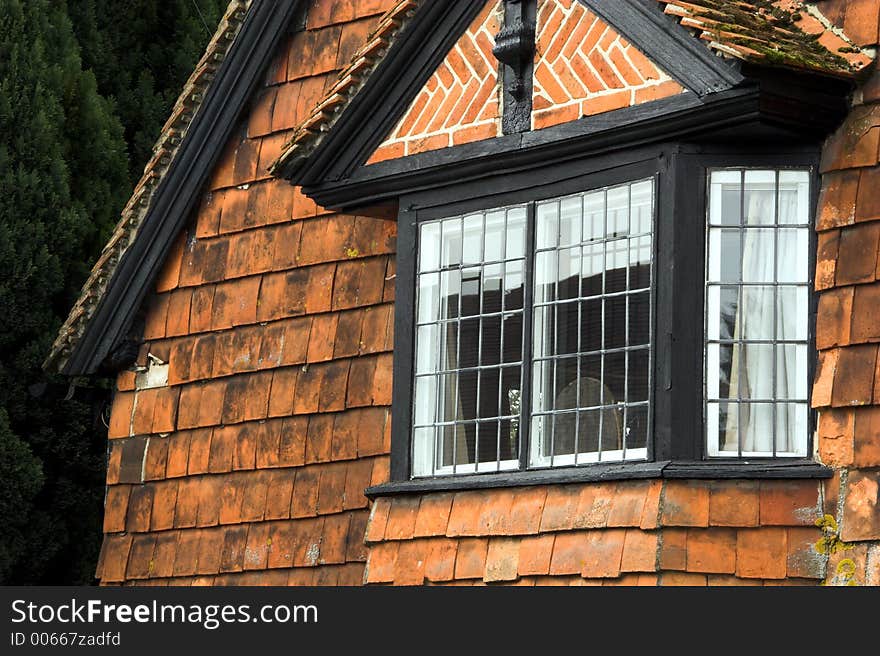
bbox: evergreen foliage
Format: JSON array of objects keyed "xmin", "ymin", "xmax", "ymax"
[{"xmin": 0, "ymin": 0, "xmax": 224, "ymax": 584}]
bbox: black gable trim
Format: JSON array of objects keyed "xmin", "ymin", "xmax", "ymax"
[
  {"xmin": 578, "ymin": 0, "xmax": 744, "ymax": 96},
  {"xmin": 63, "ymin": 0, "xmax": 305, "ymax": 376},
  {"xmin": 279, "ymin": 0, "xmax": 487, "ymax": 186}
]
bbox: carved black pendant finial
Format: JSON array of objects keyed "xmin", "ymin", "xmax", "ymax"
[{"xmin": 493, "ymin": 0, "xmax": 536, "ymax": 134}]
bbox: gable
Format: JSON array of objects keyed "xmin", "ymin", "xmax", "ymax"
[
  {"xmin": 532, "ymin": 0, "xmax": 683, "ymax": 129},
  {"xmin": 368, "ymin": 1, "xmax": 503, "ymax": 163},
  {"xmin": 366, "ymin": 0, "xmax": 686, "ymax": 163}
]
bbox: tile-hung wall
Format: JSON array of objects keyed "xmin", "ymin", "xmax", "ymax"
[{"xmin": 97, "ymin": 0, "xmax": 401, "ymax": 586}]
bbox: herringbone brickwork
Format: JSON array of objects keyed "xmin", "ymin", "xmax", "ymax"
[
  {"xmin": 368, "ymin": 1, "xmax": 502, "ymax": 163},
  {"xmin": 532, "ymin": 0, "xmax": 684, "ymax": 130}
]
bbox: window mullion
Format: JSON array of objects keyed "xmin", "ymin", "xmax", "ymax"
[{"xmin": 519, "ymin": 201, "xmax": 537, "ymax": 471}]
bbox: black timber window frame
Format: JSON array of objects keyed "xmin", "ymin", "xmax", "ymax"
[{"xmin": 378, "ymin": 141, "xmax": 830, "ymax": 496}]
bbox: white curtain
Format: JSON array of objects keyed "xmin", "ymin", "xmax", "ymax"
[{"xmin": 725, "ymin": 186, "xmax": 799, "ymax": 453}]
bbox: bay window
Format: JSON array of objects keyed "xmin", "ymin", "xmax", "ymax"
[{"xmin": 389, "ymin": 148, "xmax": 820, "ymax": 486}]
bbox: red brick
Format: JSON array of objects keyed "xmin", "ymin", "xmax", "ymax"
[
  {"xmin": 620, "ymin": 529, "xmax": 659, "ymax": 573},
  {"xmin": 660, "ymin": 481, "xmax": 710, "ymax": 527},
  {"xmin": 581, "ymin": 528, "xmax": 626, "ymax": 578},
  {"xmin": 841, "ymin": 469, "xmax": 880, "ymax": 541},
  {"xmin": 454, "ymin": 538, "xmax": 489, "ymax": 579},
  {"xmin": 736, "ymin": 528, "xmax": 788, "ymax": 579}
]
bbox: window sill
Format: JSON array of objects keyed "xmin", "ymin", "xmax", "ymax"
[{"xmin": 364, "ymin": 459, "xmax": 832, "ymax": 498}]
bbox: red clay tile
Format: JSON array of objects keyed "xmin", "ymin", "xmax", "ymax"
[
  {"xmin": 816, "ymin": 169, "xmax": 859, "ymax": 229},
  {"xmin": 517, "ymin": 534, "xmax": 555, "ymax": 576},
  {"xmin": 658, "ymin": 572, "xmax": 707, "ymax": 586},
  {"xmin": 454, "ymin": 537, "xmax": 489, "ymax": 579},
  {"xmin": 484, "ymin": 537, "xmax": 520, "ymax": 582},
  {"xmin": 412, "ymin": 492, "xmax": 453, "ymax": 537},
  {"xmin": 841, "ymin": 469, "xmax": 880, "ymax": 541},
  {"xmin": 195, "ymin": 527, "xmax": 224, "ymax": 575},
  {"xmin": 331, "ymin": 411, "xmax": 360, "ymax": 461},
  {"xmin": 345, "ymin": 510, "xmax": 370, "ymax": 563},
  {"xmin": 475, "ymin": 489, "xmax": 515, "ymax": 534},
  {"xmin": 540, "ymin": 485, "xmax": 581, "ymax": 532},
  {"xmin": 291, "ymin": 467, "xmax": 319, "ymax": 519},
  {"xmin": 570, "ymin": 482, "xmax": 614, "ymax": 529},
  {"xmin": 172, "ymin": 530, "xmax": 200, "ymax": 577},
  {"xmin": 384, "ymin": 495, "xmax": 421, "ymax": 540},
  {"xmin": 812, "ymin": 348, "xmax": 838, "ymax": 409},
  {"xmin": 317, "ymin": 462, "xmax": 348, "ymax": 515},
  {"xmin": 151, "ymin": 532, "xmax": 178, "ymax": 579},
  {"xmin": 660, "ymin": 481, "xmax": 710, "ymax": 527},
  {"xmin": 708, "ymin": 480, "xmax": 759, "ymax": 527},
  {"xmin": 318, "ymin": 360, "xmax": 350, "ymax": 412},
  {"xmin": 446, "ymin": 491, "xmax": 485, "ymax": 537},
  {"xmin": 607, "ymin": 480, "xmax": 651, "ymax": 528},
  {"xmin": 659, "ymin": 528, "xmax": 687, "ymax": 571},
  {"xmin": 581, "ymin": 528, "xmax": 626, "ymax": 578},
  {"xmin": 684, "ymin": 528, "xmax": 736, "ymax": 574},
  {"xmin": 321, "ymin": 513, "xmax": 353, "ymax": 566},
  {"xmin": 549, "ymin": 531, "xmax": 586, "ymax": 575},
  {"xmin": 837, "ymin": 222, "xmax": 880, "ymax": 286},
  {"xmin": 197, "ymin": 381, "xmax": 227, "ymax": 427},
  {"xmin": 187, "ymin": 428, "xmax": 213, "ymax": 475},
  {"xmin": 620, "ymin": 529, "xmax": 659, "ymax": 573},
  {"xmin": 103, "ymin": 485, "xmax": 131, "ymax": 534},
  {"xmin": 254, "ymin": 420, "xmax": 282, "ymax": 469},
  {"xmin": 196, "ymin": 476, "xmax": 223, "ymax": 527},
  {"xmin": 174, "ymin": 478, "xmax": 200, "ymax": 528},
  {"xmin": 99, "ymin": 534, "xmax": 133, "ymax": 583},
  {"xmin": 232, "ymin": 423, "xmax": 257, "ymax": 471},
  {"xmin": 126, "ymin": 485, "xmax": 154, "ymax": 533},
  {"xmin": 150, "ymin": 480, "xmax": 178, "ymax": 532},
  {"xmin": 815, "ymin": 229, "xmax": 840, "ymax": 291},
  {"xmin": 735, "ymin": 528, "xmax": 788, "ymax": 579},
  {"xmin": 506, "ymin": 486, "xmax": 548, "ymax": 535},
  {"xmin": 422, "ymin": 538, "xmax": 458, "ymax": 582},
  {"xmin": 786, "ymin": 526, "xmax": 825, "ymax": 579},
  {"xmin": 240, "ymin": 470, "xmax": 270, "ymax": 523},
  {"xmin": 366, "ymin": 541, "xmax": 399, "ymax": 583},
  {"xmin": 851, "ymin": 283, "xmax": 880, "ymax": 343},
  {"xmin": 759, "ymin": 481, "xmax": 821, "ymax": 527},
  {"xmin": 132, "ymin": 388, "xmax": 158, "ymax": 436},
  {"xmin": 365, "ymin": 497, "xmax": 391, "ymax": 543},
  {"xmin": 220, "ymin": 525, "xmax": 248, "ymax": 573},
  {"xmin": 243, "ymin": 523, "xmax": 271, "ymax": 571},
  {"xmin": 143, "ymin": 437, "xmax": 168, "ymax": 481},
  {"xmin": 264, "ymin": 470, "xmax": 294, "ymax": 521},
  {"xmin": 355, "ymin": 407, "xmax": 387, "ymax": 457},
  {"xmin": 818, "ymin": 408, "xmax": 855, "ymax": 466},
  {"xmin": 278, "ymin": 417, "xmax": 308, "ymax": 468},
  {"xmin": 393, "ymin": 540, "xmax": 427, "ymax": 586},
  {"xmin": 218, "ymin": 476, "xmax": 243, "ymax": 525},
  {"xmin": 817, "ymin": 287, "xmax": 853, "ymax": 350},
  {"xmin": 854, "ymin": 406, "xmax": 880, "ymax": 467}
]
